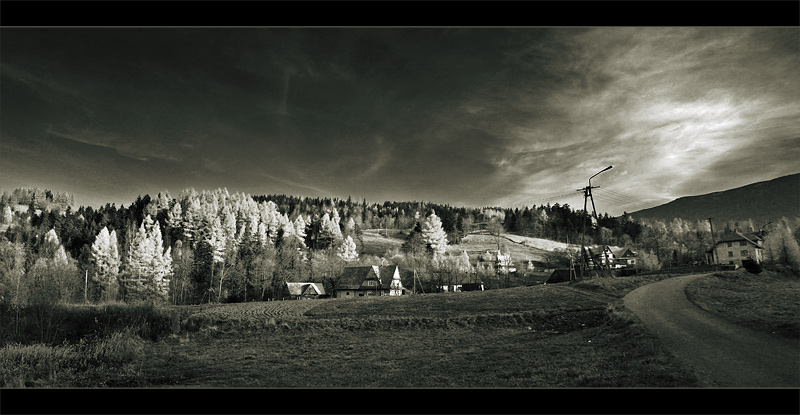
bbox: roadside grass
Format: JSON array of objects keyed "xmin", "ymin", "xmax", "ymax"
[{"xmin": 685, "ymin": 270, "xmax": 800, "ymax": 340}]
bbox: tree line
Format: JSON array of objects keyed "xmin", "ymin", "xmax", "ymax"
[{"xmin": 2, "ymin": 187, "xmax": 798, "ymax": 309}]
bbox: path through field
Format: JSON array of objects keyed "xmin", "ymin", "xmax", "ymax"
[{"xmin": 623, "ymin": 274, "xmax": 800, "ymax": 387}]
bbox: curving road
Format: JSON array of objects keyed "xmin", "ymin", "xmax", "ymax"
[{"xmin": 623, "ymin": 273, "xmax": 800, "ymax": 387}]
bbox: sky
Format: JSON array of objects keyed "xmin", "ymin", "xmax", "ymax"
[{"xmin": 1, "ymin": 27, "xmax": 798, "ymax": 216}]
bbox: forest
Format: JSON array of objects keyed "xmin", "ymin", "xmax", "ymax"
[{"xmin": 1, "ymin": 186, "xmax": 799, "ymax": 308}]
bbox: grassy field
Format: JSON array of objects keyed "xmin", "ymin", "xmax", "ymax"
[
  {"xmin": 134, "ymin": 282, "xmax": 697, "ymax": 388},
  {"xmin": 686, "ymin": 270, "xmax": 800, "ymax": 340},
  {"xmin": 3, "ymin": 269, "xmax": 797, "ymax": 389}
]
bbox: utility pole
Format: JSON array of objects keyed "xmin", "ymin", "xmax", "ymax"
[
  {"xmin": 578, "ymin": 166, "xmax": 612, "ymax": 280},
  {"xmin": 708, "ymin": 217, "xmax": 717, "ymax": 268},
  {"xmin": 84, "ymin": 269, "xmax": 88, "ymax": 303}
]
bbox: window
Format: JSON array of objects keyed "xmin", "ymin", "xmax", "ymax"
[
  {"xmin": 727, "ymin": 242, "xmax": 732, "ymax": 247},
  {"xmin": 365, "ymin": 280, "xmax": 376, "ymax": 286},
  {"xmin": 739, "ymin": 241, "xmax": 747, "ymax": 246},
  {"xmin": 741, "ymin": 250, "xmax": 748, "ymax": 257},
  {"xmin": 728, "ymin": 251, "xmax": 734, "ymax": 257}
]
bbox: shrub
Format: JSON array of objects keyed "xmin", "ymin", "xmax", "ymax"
[{"xmin": 742, "ymin": 259, "xmax": 762, "ymax": 274}]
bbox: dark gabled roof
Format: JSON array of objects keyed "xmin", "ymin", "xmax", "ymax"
[
  {"xmin": 615, "ymin": 248, "xmax": 636, "ymax": 258},
  {"xmin": 716, "ymin": 231, "xmax": 763, "ymax": 248},
  {"xmin": 744, "ymin": 232, "xmax": 765, "ymax": 242}
]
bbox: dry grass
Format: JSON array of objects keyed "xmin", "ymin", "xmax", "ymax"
[
  {"xmin": 685, "ymin": 270, "xmax": 800, "ymax": 340},
  {"xmin": 0, "ymin": 329, "xmax": 147, "ymax": 387}
]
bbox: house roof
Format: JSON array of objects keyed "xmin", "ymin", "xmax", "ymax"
[
  {"xmin": 716, "ymin": 231, "xmax": 763, "ymax": 248},
  {"xmin": 336, "ymin": 265, "xmax": 399, "ymax": 290},
  {"xmin": 615, "ymin": 248, "xmax": 636, "ymax": 258},
  {"xmin": 286, "ymin": 282, "xmax": 326, "ymax": 296}
]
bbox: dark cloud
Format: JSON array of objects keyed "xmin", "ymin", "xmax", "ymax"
[{"xmin": 1, "ymin": 28, "xmax": 797, "ymax": 214}]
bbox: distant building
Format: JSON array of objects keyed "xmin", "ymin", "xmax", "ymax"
[
  {"xmin": 335, "ymin": 265, "xmax": 407, "ymax": 298},
  {"xmin": 712, "ymin": 231, "xmax": 764, "ymax": 266},
  {"xmin": 284, "ymin": 282, "xmax": 326, "ymax": 300}
]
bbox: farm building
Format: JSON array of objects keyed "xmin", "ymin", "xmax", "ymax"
[
  {"xmin": 335, "ymin": 265, "xmax": 408, "ymax": 298},
  {"xmin": 710, "ymin": 231, "xmax": 764, "ymax": 267},
  {"xmin": 283, "ymin": 282, "xmax": 327, "ymax": 300}
]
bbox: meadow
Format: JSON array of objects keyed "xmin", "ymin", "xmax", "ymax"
[
  {"xmin": 0, "ymin": 272, "xmax": 686, "ymax": 388},
  {"xmin": 1, "ymin": 268, "xmax": 797, "ymax": 390}
]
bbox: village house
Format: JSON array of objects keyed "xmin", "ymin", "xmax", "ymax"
[
  {"xmin": 614, "ymin": 248, "xmax": 637, "ymax": 268},
  {"xmin": 335, "ymin": 265, "xmax": 407, "ymax": 298},
  {"xmin": 585, "ymin": 245, "xmax": 615, "ymax": 268},
  {"xmin": 283, "ymin": 282, "xmax": 326, "ymax": 300},
  {"xmin": 711, "ymin": 231, "xmax": 764, "ymax": 267}
]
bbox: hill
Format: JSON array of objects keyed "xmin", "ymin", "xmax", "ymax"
[
  {"xmin": 629, "ymin": 173, "xmax": 800, "ymax": 225},
  {"xmin": 360, "ymin": 228, "xmax": 564, "ymax": 264}
]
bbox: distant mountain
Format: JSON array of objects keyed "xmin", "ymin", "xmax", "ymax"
[{"xmin": 629, "ymin": 173, "xmax": 800, "ymax": 226}]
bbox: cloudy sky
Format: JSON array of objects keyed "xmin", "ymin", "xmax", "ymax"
[{"xmin": 1, "ymin": 27, "xmax": 798, "ymax": 216}]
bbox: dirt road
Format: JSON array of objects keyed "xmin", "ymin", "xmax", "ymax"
[{"xmin": 623, "ymin": 273, "xmax": 800, "ymax": 387}]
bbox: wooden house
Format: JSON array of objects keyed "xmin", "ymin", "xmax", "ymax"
[
  {"xmin": 335, "ymin": 265, "xmax": 407, "ymax": 298},
  {"xmin": 614, "ymin": 248, "xmax": 637, "ymax": 268},
  {"xmin": 284, "ymin": 282, "xmax": 327, "ymax": 300}
]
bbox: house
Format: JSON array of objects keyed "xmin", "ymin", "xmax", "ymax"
[
  {"xmin": 284, "ymin": 282, "xmax": 326, "ymax": 300},
  {"xmin": 712, "ymin": 231, "xmax": 764, "ymax": 266},
  {"xmin": 481, "ymin": 250, "xmax": 516, "ymax": 273},
  {"xmin": 615, "ymin": 248, "xmax": 637, "ymax": 268},
  {"xmin": 586, "ymin": 246, "xmax": 615, "ymax": 268},
  {"xmin": 335, "ymin": 265, "xmax": 407, "ymax": 298}
]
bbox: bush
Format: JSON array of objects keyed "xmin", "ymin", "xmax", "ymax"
[{"xmin": 742, "ymin": 259, "xmax": 762, "ymax": 274}]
